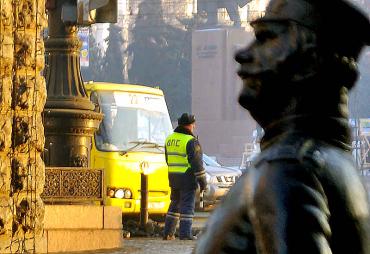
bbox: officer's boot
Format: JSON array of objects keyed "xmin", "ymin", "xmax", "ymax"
[
  {"xmin": 163, "ymin": 212, "xmax": 179, "ymax": 240},
  {"xmin": 179, "ymin": 214, "xmax": 196, "ymax": 240}
]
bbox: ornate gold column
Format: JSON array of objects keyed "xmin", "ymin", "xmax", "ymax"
[
  {"xmin": 0, "ymin": 1, "xmax": 14, "ymax": 249},
  {"xmin": 0, "ymin": 0, "xmax": 47, "ymax": 252}
]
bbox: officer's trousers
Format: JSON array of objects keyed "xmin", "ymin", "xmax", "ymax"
[{"xmin": 163, "ymin": 188, "xmax": 196, "ymax": 238}]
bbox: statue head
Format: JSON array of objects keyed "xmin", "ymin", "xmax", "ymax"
[{"xmin": 235, "ymin": 0, "xmax": 370, "ymax": 127}]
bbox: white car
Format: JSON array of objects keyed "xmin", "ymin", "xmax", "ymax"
[{"xmin": 196, "ymin": 154, "xmax": 242, "ymax": 210}]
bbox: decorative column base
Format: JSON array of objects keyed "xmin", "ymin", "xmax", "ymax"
[{"xmin": 43, "ymin": 108, "xmax": 103, "ymax": 167}]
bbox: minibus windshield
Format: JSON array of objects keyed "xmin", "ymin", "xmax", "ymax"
[{"xmin": 95, "ymin": 90, "xmax": 173, "ymax": 152}]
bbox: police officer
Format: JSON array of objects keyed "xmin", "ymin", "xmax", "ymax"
[{"xmin": 163, "ymin": 113, "xmax": 207, "ymax": 240}]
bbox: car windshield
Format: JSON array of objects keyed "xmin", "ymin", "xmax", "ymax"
[
  {"xmin": 203, "ymin": 154, "xmax": 221, "ymax": 167},
  {"xmin": 95, "ymin": 90, "xmax": 173, "ymax": 152}
]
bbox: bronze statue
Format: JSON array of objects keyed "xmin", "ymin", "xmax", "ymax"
[
  {"xmin": 195, "ymin": 0, "xmax": 370, "ymax": 253},
  {"xmin": 197, "ymin": 0, "xmax": 251, "ymax": 27}
]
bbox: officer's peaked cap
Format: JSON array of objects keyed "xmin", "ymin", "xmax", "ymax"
[
  {"xmin": 178, "ymin": 113, "xmax": 196, "ymax": 125},
  {"xmin": 254, "ymin": 0, "xmax": 370, "ymax": 58}
]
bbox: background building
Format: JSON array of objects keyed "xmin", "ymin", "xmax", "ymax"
[{"xmin": 192, "ymin": 28, "xmax": 256, "ymax": 166}]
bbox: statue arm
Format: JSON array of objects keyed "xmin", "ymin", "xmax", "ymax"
[{"xmin": 194, "ymin": 174, "xmax": 257, "ymax": 254}]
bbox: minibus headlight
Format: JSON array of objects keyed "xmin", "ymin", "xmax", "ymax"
[
  {"xmin": 107, "ymin": 187, "xmax": 133, "ymax": 199},
  {"xmin": 124, "ymin": 189, "xmax": 132, "ymax": 199},
  {"xmin": 107, "ymin": 188, "xmax": 115, "ymax": 197},
  {"xmin": 114, "ymin": 189, "xmax": 125, "ymax": 199}
]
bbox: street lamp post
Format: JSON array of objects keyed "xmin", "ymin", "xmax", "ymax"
[{"xmin": 43, "ymin": 0, "xmax": 117, "ymax": 167}]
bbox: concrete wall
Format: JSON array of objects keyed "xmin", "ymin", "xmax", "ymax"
[
  {"xmin": 44, "ymin": 205, "xmax": 123, "ymax": 253},
  {"xmin": 192, "ymin": 28, "xmax": 256, "ymax": 166}
]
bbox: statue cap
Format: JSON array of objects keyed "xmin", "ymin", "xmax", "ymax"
[{"xmin": 253, "ymin": 0, "xmax": 370, "ymax": 58}]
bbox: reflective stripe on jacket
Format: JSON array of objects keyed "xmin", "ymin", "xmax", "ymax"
[{"xmin": 165, "ymin": 132, "xmax": 194, "ymax": 173}]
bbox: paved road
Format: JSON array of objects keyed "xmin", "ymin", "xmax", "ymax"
[
  {"xmin": 73, "ymin": 212, "xmax": 208, "ymax": 254},
  {"xmin": 73, "ymin": 236, "xmax": 197, "ymax": 254},
  {"xmin": 113, "ymin": 238, "xmax": 195, "ymax": 254}
]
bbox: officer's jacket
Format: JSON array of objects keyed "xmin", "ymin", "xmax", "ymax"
[
  {"xmin": 195, "ymin": 116, "xmax": 370, "ymax": 254},
  {"xmin": 165, "ymin": 126, "xmax": 205, "ymax": 190}
]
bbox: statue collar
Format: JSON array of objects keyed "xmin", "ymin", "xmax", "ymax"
[{"xmin": 260, "ymin": 115, "xmax": 351, "ymax": 151}]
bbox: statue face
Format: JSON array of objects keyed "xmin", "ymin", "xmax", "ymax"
[
  {"xmin": 235, "ymin": 21, "xmax": 300, "ymax": 110},
  {"xmin": 234, "ymin": 21, "xmax": 320, "ymax": 125}
]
